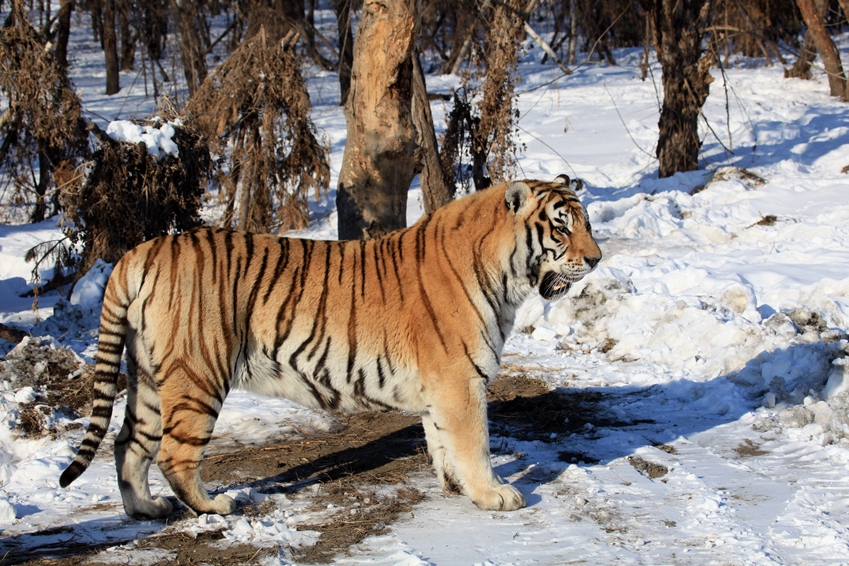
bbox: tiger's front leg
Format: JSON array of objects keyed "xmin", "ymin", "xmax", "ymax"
[{"xmin": 422, "ymin": 372, "xmax": 526, "ymax": 511}]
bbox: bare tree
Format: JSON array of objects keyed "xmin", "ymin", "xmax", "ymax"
[
  {"xmin": 0, "ymin": 1, "xmax": 89, "ymax": 223},
  {"xmin": 102, "ymin": 0, "xmax": 120, "ymax": 94},
  {"xmin": 335, "ymin": 0, "xmax": 355, "ymax": 105},
  {"xmin": 187, "ymin": 28, "xmax": 329, "ymax": 233},
  {"xmin": 640, "ymin": 0, "xmax": 713, "ymax": 177},
  {"xmin": 118, "ymin": 0, "xmax": 135, "ymax": 71},
  {"xmin": 54, "ymin": 0, "xmax": 73, "ymax": 69},
  {"xmin": 795, "ymin": 0, "xmax": 848, "ymax": 100},
  {"xmin": 336, "ymin": 0, "xmax": 420, "ymax": 240},
  {"xmin": 170, "ymin": 0, "xmax": 209, "ymax": 96}
]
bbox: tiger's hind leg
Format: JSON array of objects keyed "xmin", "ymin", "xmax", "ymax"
[
  {"xmin": 155, "ymin": 370, "xmax": 236, "ymax": 516},
  {"xmin": 114, "ymin": 358, "xmax": 173, "ymax": 520}
]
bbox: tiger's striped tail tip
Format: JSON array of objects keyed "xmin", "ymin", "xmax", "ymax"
[{"xmin": 59, "ymin": 461, "xmax": 86, "ymax": 488}]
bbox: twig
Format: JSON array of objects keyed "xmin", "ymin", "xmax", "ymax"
[{"xmin": 602, "ymin": 82, "xmax": 654, "ymax": 158}]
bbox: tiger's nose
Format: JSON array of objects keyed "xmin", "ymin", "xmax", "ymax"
[{"xmin": 585, "ymin": 255, "xmax": 601, "ymax": 269}]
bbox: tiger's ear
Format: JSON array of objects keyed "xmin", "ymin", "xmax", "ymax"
[
  {"xmin": 555, "ymin": 174, "xmax": 583, "ymax": 192},
  {"xmin": 505, "ymin": 181, "xmax": 532, "ymax": 214}
]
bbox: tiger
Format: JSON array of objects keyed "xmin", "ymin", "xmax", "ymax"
[{"xmin": 59, "ymin": 175, "xmax": 602, "ymax": 519}]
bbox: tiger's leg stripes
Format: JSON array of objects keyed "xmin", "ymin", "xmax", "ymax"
[
  {"xmin": 114, "ymin": 356, "xmax": 172, "ymax": 520},
  {"xmin": 423, "ymin": 375, "xmax": 526, "ymax": 511},
  {"xmin": 155, "ymin": 371, "xmax": 235, "ymax": 516}
]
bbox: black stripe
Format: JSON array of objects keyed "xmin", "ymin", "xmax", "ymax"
[
  {"xmin": 462, "ymin": 341, "xmax": 490, "ymax": 382},
  {"xmin": 372, "ymin": 240, "xmax": 386, "ymax": 303},
  {"xmin": 263, "ymin": 237, "xmax": 291, "ymax": 305},
  {"xmin": 346, "ymin": 275, "xmax": 358, "ymax": 383}
]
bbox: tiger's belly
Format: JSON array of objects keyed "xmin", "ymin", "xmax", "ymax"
[{"xmin": 232, "ymin": 346, "xmax": 425, "ymax": 414}]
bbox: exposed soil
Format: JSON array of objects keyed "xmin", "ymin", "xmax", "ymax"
[
  {"xmin": 628, "ymin": 455, "xmax": 670, "ymax": 479},
  {"xmin": 734, "ymin": 438, "xmax": 768, "ymax": 458},
  {"xmin": 5, "ymin": 371, "xmax": 624, "ymax": 565}
]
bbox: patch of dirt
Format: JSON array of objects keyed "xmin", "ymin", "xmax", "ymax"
[
  {"xmin": 733, "ymin": 438, "xmax": 767, "ymax": 458},
  {"xmin": 753, "ymin": 214, "xmax": 778, "ymax": 227},
  {"xmin": 293, "ymin": 486, "xmax": 425, "ymax": 564},
  {"xmin": 708, "ymin": 166, "xmax": 767, "ymax": 189},
  {"xmin": 654, "ymin": 443, "xmax": 678, "ymax": 455},
  {"xmin": 628, "ymin": 456, "xmax": 669, "ymax": 479},
  {"xmin": 487, "ymin": 372, "xmax": 646, "ymax": 442},
  {"xmin": 558, "ymin": 450, "xmax": 600, "ymax": 465}
]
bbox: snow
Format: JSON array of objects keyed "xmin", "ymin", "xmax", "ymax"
[
  {"xmin": 104, "ymin": 120, "xmax": 180, "ymax": 160},
  {"xmin": 1, "ymin": 11, "xmax": 849, "ymax": 565}
]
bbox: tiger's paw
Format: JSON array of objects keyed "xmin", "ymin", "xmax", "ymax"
[
  {"xmin": 211, "ymin": 494, "xmax": 237, "ymax": 515},
  {"xmin": 472, "ymin": 484, "xmax": 526, "ymax": 511},
  {"xmin": 128, "ymin": 496, "xmax": 173, "ymax": 521}
]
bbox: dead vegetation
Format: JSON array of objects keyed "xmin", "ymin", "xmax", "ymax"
[
  {"xmin": 440, "ymin": 0, "xmax": 525, "ymax": 192},
  {"xmin": 186, "ymin": 28, "xmax": 329, "ymax": 234},
  {"xmin": 627, "ymin": 455, "xmax": 669, "ymax": 479},
  {"xmin": 0, "ymin": 337, "xmax": 126, "ymax": 438},
  {"xmin": 56, "ymin": 113, "xmax": 209, "ymax": 276},
  {"xmin": 0, "ymin": 3, "xmax": 89, "ymax": 224}
]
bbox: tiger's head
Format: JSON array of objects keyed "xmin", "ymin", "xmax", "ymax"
[{"xmin": 506, "ymin": 175, "xmax": 602, "ymax": 301}]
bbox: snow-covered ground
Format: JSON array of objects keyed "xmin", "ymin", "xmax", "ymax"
[{"xmin": 2, "ymin": 12, "xmax": 849, "ymax": 564}]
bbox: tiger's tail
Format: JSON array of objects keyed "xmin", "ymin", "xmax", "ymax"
[{"xmin": 59, "ymin": 262, "xmax": 134, "ymax": 488}]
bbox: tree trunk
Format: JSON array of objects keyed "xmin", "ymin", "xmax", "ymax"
[
  {"xmin": 336, "ymin": 0, "xmax": 419, "ymax": 240},
  {"xmin": 412, "ymin": 49, "xmax": 452, "ymax": 213},
  {"xmin": 171, "ymin": 0, "xmax": 208, "ymax": 96},
  {"xmin": 786, "ymin": 29, "xmax": 817, "ymax": 79},
  {"xmin": 568, "ymin": 0, "xmax": 578, "ymax": 65},
  {"xmin": 55, "ymin": 0, "xmax": 73, "ymax": 69},
  {"xmin": 90, "ymin": 0, "xmax": 103, "ymax": 47},
  {"xmin": 102, "ymin": 0, "xmax": 120, "ymax": 95},
  {"xmin": 335, "ymin": 0, "xmax": 355, "ymax": 105},
  {"xmin": 31, "ymin": 148, "xmax": 50, "ymax": 223},
  {"xmin": 641, "ymin": 0, "xmax": 713, "ymax": 178},
  {"xmin": 118, "ymin": 0, "xmax": 135, "ymax": 71},
  {"xmin": 795, "ymin": 0, "xmax": 849, "ymax": 100}
]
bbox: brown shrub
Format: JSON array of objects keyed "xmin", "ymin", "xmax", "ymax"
[
  {"xmin": 58, "ymin": 112, "xmax": 210, "ymax": 275},
  {"xmin": 0, "ymin": 4, "xmax": 89, "ymax": 223},
  {"xmin": 186, "ymin": 28, "xmax": 330, "ymax": 234}
]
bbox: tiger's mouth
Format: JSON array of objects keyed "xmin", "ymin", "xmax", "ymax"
[{"xmin": 539, "ymin": 271, "xmax": 582, "ymax": 301}]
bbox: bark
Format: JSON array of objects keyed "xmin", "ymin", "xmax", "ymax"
[
  {"xmin": 795, "ymin": 0, "xmax": 848, "ymax": 100},
  {"xmin": 641, "ymin": 0, "xmax": 713, "ymax": 178},
  {"xmin": 336, "ymin": 0, "xmax": 419, "ymax": 240},
  {"xmin": 412, "ymin": 50, "xmax": 452, "ymax": 213},
  {"xmin": 118, "ymin": 0, "xmax": 135, "ymax": 71},
  {"xmin": 335, "ymin": 0, "xmax": 355, "ymax": 105},
  {"xmin": 55, "ymin": 0, "xmax": 73, "ymax": 69},
  {"xmin": 102, "ymin": 0, "xmax": 120, "ymax": 95},
  {"xmin": 0, "ymin": 322, "xmax": 26, "ymax": 344},
  {"xmin": 171, "ymin": 0, "xmax": 208, "ymax": 96},
  {"xmin": 786, "ymin": 28, "xmax": 817, "ymax": 79}
]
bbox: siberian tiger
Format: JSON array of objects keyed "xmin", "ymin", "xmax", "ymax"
[{"xmin": 60, "ymin": 175, "xmax": 602, "ymax": 519}]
